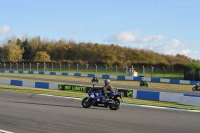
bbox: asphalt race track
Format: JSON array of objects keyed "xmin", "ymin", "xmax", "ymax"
[
  {"xmin": 0, "ymin": 90, "xmax": 200, "ymax": 133},
  {"xmin": 1, "ymin": 74, "xmax": 200, "ymax": 133}
]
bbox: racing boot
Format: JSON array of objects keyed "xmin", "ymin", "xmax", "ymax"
[{"xmin": 101, "ymin": 96, "xmax": 108, "ymax": 103}]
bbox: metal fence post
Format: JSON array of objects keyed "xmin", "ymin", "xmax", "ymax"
[
  {"xmin": 193, "ymin": 69, "xmax": 194, "ymax": 80},
  {"xmin": 16, "ymin": 63, "xmax": 18, "ymax": 70},
  {"xmin": 10, "ymin": 63, "xmax": 12, "ymax": 70},
  {"xmin": 4, "ymin": 63, "xmax": 6, "ymax": 70},
  {"xmin": 37, "ymin": 63, "xmax": 39, "ymax": 71},
  {"xmin": 43, "ymin": 63, "xmax": 45, "ymax": 71},
  {"xmin": 115, "ymin": 65, "xmax": 117, "ymax": 74},
  {"xmin": 142, "ymin": 66, "xmax": 145, "ymax": 76},
  {"xmin": 163, "ymin": 67, "xmax": 165, "ymax": 78},
  {"xmin": 95, "ymin": 64, "xmax": 97, "ymax": 72},
  {"xmin": 151, "ymin": 66, "xmax": 154, "ymax": 78},
  {"xmin": 68, "ymin": 63, "xmax": 70, "ymax": 71},
  {"xmin": 86, "ymin": 64, "xmax": 89, "ymax": 71}
]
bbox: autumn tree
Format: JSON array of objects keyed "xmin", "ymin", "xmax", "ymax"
[
  {"xmin": 22, "ymin": 39, "xmax": 32, "ymax": 60},
  {"xmin": 16, "ymin": 38, "xmax": 22, "ymax": 47},
  {"xmin": 1, "ymin": 36, "xmax": 200, "ymax": 69},
  {"xmin": 29, "ymin": 36, "xmax": 41, "ymax": 59},
  {"xmin": 3, "ymin": 43, "xmax": 24, "ymax": 62},
  {"xmin": 41, "ymin": 39, "xmax": 56, "ymax": 61},
  {"xmin": 0, "ymin": 46, "xmax": 4, "ymax": 61},
  {"xmin": 34, "ymin": 51, "xmax": 51, "ymax": 62}
]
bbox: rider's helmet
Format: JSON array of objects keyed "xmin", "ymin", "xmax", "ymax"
[
  {"xmin": 92, "ymin": 74, "xmax": 98, "ymax": 83},
  {"xmin": 104, "ymin": 79, "xmax": 110, "ymax": 84}
]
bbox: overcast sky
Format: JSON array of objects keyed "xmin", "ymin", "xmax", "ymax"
[{"xmin": 0, "ymin": 0, "xmax": 200, "ymax": 60}]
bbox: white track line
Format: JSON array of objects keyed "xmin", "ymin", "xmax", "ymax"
[{"xmin": 0, "ymin": 129, "xmax": 14, "ymax": 133}]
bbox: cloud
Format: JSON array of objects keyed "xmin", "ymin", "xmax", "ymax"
[
  {"xmin": 140, "ymin": 39, "xmax": 199, "ymax": 59},
  {"xmin": 70, "ymin": 28, "xmax": 85, "ymax": 35},
  {"xmin": 140, "ymin": 35, "xmax": 165, "ymax": 43},
  {"xmin": 106, "ymin": 30, "xmax": 164, "ymax": 44},
  {"xmin": 107, "ymin": 31, "xmax": 136, "ymax": 44},
  {"xmin": 0, "ymin": 25, "xmax": 10, "ymax": 35},
  {"xmin": 179, "ymin": 49, "xmax": 199, "ymax": 59}
]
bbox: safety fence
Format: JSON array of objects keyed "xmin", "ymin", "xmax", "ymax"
[{"xmin": 0, "ymin": 63, "xmax": 184, "ymax": 79}]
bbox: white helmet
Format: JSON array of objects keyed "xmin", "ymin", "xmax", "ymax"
[{"xmin": 104, "ymin": 79, "xmax": 110, "ymax": 84}]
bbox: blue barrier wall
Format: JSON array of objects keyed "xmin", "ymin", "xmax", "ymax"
[
  {"xmin": 35, "ymin": 82, "xmax": 49, "ymax": 89},
  {"xmin": 137, "ymin": 90, "xmax": 160, "ymax": 101},
  {"xmin": 11, "ymin": 80, "xmax": 23, "ymax": 86}
]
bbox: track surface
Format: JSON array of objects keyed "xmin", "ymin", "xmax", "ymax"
[
  {"xmin": 0, "ymin": 90, "xmax": 200, "ymax": 133},
  {"xmin": 1, "ymin": 74, "xmax": 200, "ymax": 133}
]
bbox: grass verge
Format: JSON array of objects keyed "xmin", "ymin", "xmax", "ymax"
[{"xmin": 0, "ymin": 85, "xmax": 200, "ymax": 111}]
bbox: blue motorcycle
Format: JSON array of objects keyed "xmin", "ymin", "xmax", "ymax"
[{"xmin": 81, "ymin": 87, "xmax": 123, "ymax": 110}]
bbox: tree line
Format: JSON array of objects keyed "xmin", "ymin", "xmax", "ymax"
[{"xmin": 0, "ymin": 36, "xmax": 200, "ymax": 70}]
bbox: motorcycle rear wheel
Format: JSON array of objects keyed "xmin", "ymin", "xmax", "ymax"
[
  {"xmin": 108, "ymin": 99, "xmax": 121, "ymax": 110},
  {"xmin": 82, "ymin": 97, "xmax": 93, "ymax": 108}
]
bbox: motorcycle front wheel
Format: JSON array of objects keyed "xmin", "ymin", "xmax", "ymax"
[
  {"xmin": 82, "ymin": 97, "xmax": 93, "ymax": 108},
  {"xmin": 108, "ymin": 99, "xmax": 121, "ymax": 110},
  {"xmin": 192, "ymin": 87, "xmax": 196, "ymax": 91}
]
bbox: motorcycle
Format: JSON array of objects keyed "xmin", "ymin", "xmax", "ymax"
[
  {"xmin": 81, "ymin": 87, "xmax": 123, "ymax": 110},
  {"xmin": 139, "ymin": 80, "xmax": 148, "ymax": 87},
  {"xmin": 192, "ymin": 82, "xmax": 200, "ymax": 91}
]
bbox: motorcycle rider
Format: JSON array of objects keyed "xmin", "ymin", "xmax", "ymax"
[
  {"xmin": 91, "ymin": 74, "xmax": 99, "ymax": 88},
  {"xmin": 102, "ymin": 79, "xmax": 115, "ymax": 100},
  {"xmin": 141, "ymin": 78, "xmax": 144, "ymax": 85},
  {"xmin": 196, "ymin": 81, "xmax": 200, "ymax": 90}
]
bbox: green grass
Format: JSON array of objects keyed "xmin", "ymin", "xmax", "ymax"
[{"xmin": 0, "ymin": 85, "xmax": 200, "ymax": 111}]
